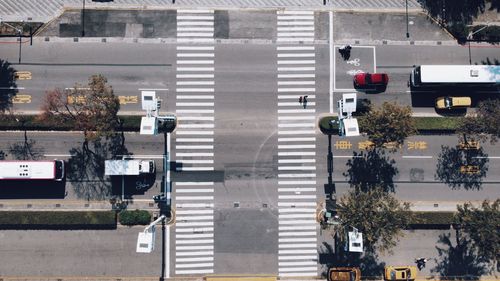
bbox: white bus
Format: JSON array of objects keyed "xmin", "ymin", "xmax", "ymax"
[
  {"xmin": 410, "ymin": 65, "xmax": 500, "ymax": 87},
  {"xmin": 0, "ymin": 160, "xmax": 65, "ymax": 181}
]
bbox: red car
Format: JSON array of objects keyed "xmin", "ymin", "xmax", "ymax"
[{"xmin": 353, "ymin": 72, "xmax": 389, "ymax": 92}]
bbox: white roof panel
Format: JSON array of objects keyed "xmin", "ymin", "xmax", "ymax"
[
  {"xmin": 0, "ymin": 161, "xmax": 55, "ymax": 180},
  {"xmin": 420, "ymin": 65, "xmax": 500, "ymax": 84}
]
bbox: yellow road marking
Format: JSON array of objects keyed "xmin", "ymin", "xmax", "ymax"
[
  {"xmin": 67, "ymin": 95, "xmax": 86, "ymax": 104},
  {"xmin": 14, "ymin": 71, "xmax": 32, "ymax": 80},
  {"xmin": 12, "ymin": 94, "xmax": 32, "ymax": 103},
  {"xmin": 460, "ymin": 165, "xmax": 480, "ymax": 175},
  {"xmin": 119, "ymin": 95, "xmax": 138, "ymax": 104}
]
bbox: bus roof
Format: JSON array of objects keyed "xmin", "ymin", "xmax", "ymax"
[
  {"xmin": 420, "ymin": 65, "xmax": 500, "ymax": 84},
  {"xmin": 0, "ymin": 161, "xmax": 56, "ymax": 180}
]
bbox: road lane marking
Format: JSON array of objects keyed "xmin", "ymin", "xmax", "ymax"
[
  {"xmin": 12, "ymin": 94, "xmax": 31, "ymax": 103},
  {"xmin": 278, "ymin": 159, "xmax": 315, "ymax": 163},
  {"xmin": 176, "ymin": 189, "xmax": 214, "ymax": 193}
]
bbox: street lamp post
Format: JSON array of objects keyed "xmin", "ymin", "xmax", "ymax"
[
  {"xmin": 468, "ymin": 23, "xmax": 491, "ymax": 65},
  {"xmin": 0, "ymin": 18, "xmax": 23, "ymax": 64},
  {"xmin": 81, "ymin": 0, "xmax": 86, "ymax": 37},
  {"xmin": 405, "ymin": 0, "xmax": 409, "ymax": 38}
]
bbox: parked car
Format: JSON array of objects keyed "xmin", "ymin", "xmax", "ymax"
[
  {"xmin": 435, "ymin": 96, "xmax": 471, "ymax": 109},
  {"xmin": 353, "ymin": 72, "xmax": 389, "ymax": 92},
  {"xmin": 384, "ymin": 266, "xmax": 417, "ymax": 281},
  {"xmin": 328, "ymin": 267, "xmax": 361, "ymax": 281}
]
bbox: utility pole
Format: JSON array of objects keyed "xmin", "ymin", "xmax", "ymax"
[
  {"xmin": 0, "ymin": 18, "xmax": 23, "ymax": 64},
  {"xmin": 405, "ymin": 0, "xmax": 410, "ymax": 38},
  {"xmin": 82, "ymin": 0, "xmax": 86, "ymax": 37}
]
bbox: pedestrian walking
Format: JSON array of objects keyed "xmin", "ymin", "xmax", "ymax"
[
  {"xmin": 303, "ymin": 95, "xmax": 308, "ymax": 109},
  {"xmin": 299, "ymin": 96, "xmax": 303, "ymax": 104},
  {"xmin": 339, "ymin": 45, "xmax": 352, "ymax": 60},
  {"xmin": 415, "ymin": 257, "xmax": 427, "ymax": 270}
]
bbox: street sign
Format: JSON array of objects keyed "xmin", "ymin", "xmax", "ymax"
[
  {"xmin": 140, "ymin": 116, "xmax": 157, "ymax": 135},
  {"xmin": 348, "ymin": 231, "xmax": 363, "ymax": 253},
  {"xmin": 136, "ymin": 227, "xmax": 155, "ymax": 253}
]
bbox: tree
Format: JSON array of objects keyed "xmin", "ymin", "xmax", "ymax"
[
  {"xmin": 39, "ymin": 74, "xmax": 120, "ymax": 146},
  {"xmin": 457, "ymin": 99, "xmax": 500, "ymax": 145},
  {"xmin": 360, "ymin": 102, "xmax": 417, "ymax": 149},
  {"xmin": 336, "ymin": 188, "xmax": 415, "ymax": 254},
  {"xmin": 0, "ymin": 59, "xmax": 18, "ymax": 113},
  {"xmin": 454, "ymin": 200, "xmax": 499, "ymax": 272}
]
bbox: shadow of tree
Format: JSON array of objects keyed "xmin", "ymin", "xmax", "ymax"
[
  {"xmin": 0, "ymin": 150, "xmax": 5, "ymax": 160},
  {"xmin": 435, "ymin": 146, "xmax": 489, "ymax": 190},
  {"xmin": 0, "ymin": 59, "xmax": 18, "ymax": 112},
  {"xmin": 9, "ymin": 139, "xmax": 43, "ymax": 160},
  {"xmin": 68, "ymin": 133, "xmax": 129, "ymax": 201},
  {"xmin": 343, "ymin": 149, "xmax": 398, "ymax": 193},
  {"xmin": 480, "ymin": 57, "xmax": 500, "ymax": 65},
  {"xmin": 420, "ymin": 0, "xmax": 485, "ymax": 24},
  {"xmin": 431, "ymin": 231, "xmax": 488, "ymax": 280},
  {"xmin": 319, "ymin": 241, "xmax": 385, "ymax": 279}
]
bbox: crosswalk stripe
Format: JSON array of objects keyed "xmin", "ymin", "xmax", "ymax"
[
  {"xmin": 178, "ymin": 16, "xmax": 214, "ymax": 20},
  {"xmin": 177, "ymin": 38, "xmax": 215, "ymax": 43},
  {"xmin": 278, "ymin": 109, "xmax": 315, "ymax": 113},
  {"xmin": 277, "ymin": 21, "xmax": 314, "ymax": 26},
  {"xmin": 278, "ymin": 144, "xmax": 316, "ymax": 148},
  {"xmin": 177, "ymin": 124, "xmax": 214, "ymax": 129},
  {"xmin": 278, "ymin": 123, "xmax": 315, "ymax": 128},
  {"xmin": 278, "ymin": 159, "xmax": 315, "ymax": 163},
  {"xmin": 176, "ymin": 188, "xmax": 214, "ymax": 193},
  {"xmin": 177, "ymin": 88, "xmax": 214, "ymax": 93},
  {"xmin": 278, "ymin": 137, "xmax": 315, "ymax": 142},
  {"xmin": 176, "ymin": 102, "xmax": 215, "ymax": 106},
  {"xmin": 177, "ymin": 109, "xmax": 214, "ymax": 113},
  {"xmin": 278, "ymin": 173, "xmax": 316, "ymax": 178},
  {"xmin": 175, "ymin": 182, "xmax": 214, "ymax": 186},
  {"xmin": 279, "ymin": 261, "xmax": 318, "ymax": 266},
  {"xmin": 279, "ymin": 249, "xmax": 317, "ymax": 254},
  {"xmin": 177, "ymin": 67, "xmax": 215, "ymax": 71},
  {"xmin": 176, "ymin": 239, "xmax": 214, "ymax": 244},
  {"xmin": 176, "ymin": 210, "xmax": 214, "ymax": 215},
  {"xmin": 176, "ymin": 138, "xmax": 214, "ymax": 142},
  {"xmin": 176, "ymin": 130, "xmax": 214, "ymax": 135},
  {"xmin": 277, "ymin": 32, "xmax": 315, "ymax": 37},
  {"xmin": 176, "ymin": 245, "xmax": 214, "ymax": 250},
  {"xmin": 279, "ymin": 231, "xmax": 317, "ymax": 236},
  {"xmin": 176, "ymin": 144, "xmax": 214, "ymax": 149},
  {"xmin": 176, "ymin": 257, "xmax": 214, "ymax": 262},
  {"xmin": 176, "ymin": 222, "xmax": 214, "ymax": 227},
  {"xmin": 279, "ymin": 255, "xmax": 318, "ymax": 260},
  {"xmin": 176, "ymin": 250, "xmax": 213, "ymax": 256},
  {"xmin": 178, "ymin": 27, "xmax": 214, "ymax": 32},
  {"xmin": 179, "ymin": 167, "xmax": 214, "ymax": 171},
  {"xmin": 279, "ymin": 195, "xmax": 317, "ymax": 200},
  {"xmin": 177, "ymin": 74, "xmax": 214, "ymax": 78},
  {"xmin": 278, "ymin": 60, "xmax": 315, "ymax": 65},
  {"xmin": 278, "ymin": 243, "xmax": 317, "ymax": 248},
  {"xmin": 177, "ymin": 159, "xmax": 214, "ymax": 164},
  {"xmin": 176, "ymin": 152, "xmax": 214, "ymax": 157},
  {"xmin": 279, "ymin": 213, "xmax": 316, "ymax": 219},
  {"xmin": 175, "ymin": 227, "xmax": 214, "ymax": 232},
  {"xmin": 278, "ymin": 151, "xmax": 315, "ymax": 156},
  {"xmin": 177, "ymin": 32, "xmax": 214, "ymax": 37},
  {"xmin": 278, "ymin": 187, "xmax": 316, "ymax": 192},
  {"xmin": 278, "ymin": 166, "xmax": 316, "ymax": 170},
  {"xmin": 177, "ymin": 60, "xmax": 214, "ymax": 64},
  {"xmin": 277, "ymin": 46, "xmax": 315, "ymax": 50},
  {"xmin": 175, "ymin": 269, "xmax": 214, "ymax": 274},
  {"xmin": 177, "ymin": 9, "xmax": 214, "ymax": 13},
  {"xmin": 175, "ymin": 262, "xmax": 214, "ymax": 268},
  {"xmin": 177, "ymin": 46, "xmax": 214, "ymax": 50},
  {"xmin": 278, "ymin": 180, "xmax": 316, "ymax": 185}
]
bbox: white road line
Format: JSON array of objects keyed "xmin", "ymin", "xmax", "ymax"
[
  {"xmin": 176, "ymin": 244, "xmax": 214, "ymax": 250},
  {"xmin": 178, "ymin": 167, "xmax": 214, "ymax": 171},
  {"xmin": 279, "ymin": 231, "xmax": 317, "ymax": 236},
  {"xmin": 177, "ymin": 33, "xmax": 214, "ymax": 37},
  {"xmin": 177, "ymin": 124, "xmax": 214, "ymax": 129},
  {"xmin": 278, "ymin": 144, "xmax": 316, "ymax": 148},
  {"xmin": 280, "ymin": 214, "xmax": 316, "ymax": 219},
  {"xmin": 279, "ymin": 255, "xmax": 318, "ymax": 260},
  {"xmin": 278, "ymin": 151, "xmax": 316, "ymax": 156},
  {"xmin": 278, "ymin": 159, "xmax": 315, "ymax": 163},
  {"xmin": 176, "ymin": 239, "xmax": 213, "ymax": 244},
  {"xmin": 332, "ymin": 155, "xmax": 363, "ymax": 158},
  {"xmin": 279, "ymin": 10, "xmax": 314, "ymax": 15},
  {"xmin": 279, "ymin": 271, "xmax": 317, "ymax": 275},
  {"xmin": 278, "ymin": 81, "xmax": 315, "ymax": 86},
  {"xmin": 177, "ymin": 74, "xmax": 214, "ymax": 78},
  {"xmin": 278, "ymin": 74, "xmax": 315, "ymax": 78},
  {"xmin": 277, "ymin": 46, "xmax": 315, "ymax": 50},
  {"xmin": 138, "ymin": 88, "xmax": 169, "ymax": 91},
  {"xmin": 176, "ymin": 152, "xmax": 214, "ymax": 157},
  {"xmin": 177, "ymin": 53, "xmax": 214, "ymax": 58},
  {"xmin": 177, "ymin": 109, "xmax": 214, "ymax": 113},
  {"xmin": 279, "ymin": 261, "xmax": 318, "ymax": 266},
  {"xmin": 177, "ymin": 27, "xmax": 214, "ymax": 32},
  {"xmin": 278, "ymin": 89, "xmax": 315, "ymax": 93},
  {"xmin": 278, "ymin": 27, "xmax": 315, "ymax": 31},
  {"xmin": 278, "ymin": 137, "xmax": 315, "ymax": 142},
  {"xmin": 176, "ymin": 102, "xmax": 215, "ymax": 106},
  {"xmin": 278, "ymin": 174, "xmax": 316, "ymax": 178},
  {"xmin": 177, "ymin": 88, "xmax": 214, "ymax": 93},
  {"xmin": 278, "ymin": 109, "xmax": 315, "ymax": 113},
  {"xmin": 279, "ymin": 249, "xmax": 317, "ymax": 254},
  {"xmin": 176, "ymin": 144, "xmax": 214, "ymax": 149},
  {"xmin": 176, "ymin": 131, "xmax": 214, "ymax": 135},
  {"xmin": 278, "ymin": 130, "xmax": 316, "ymax": 135},
  {"xmin": 278, "ymin": 187, "xmax": 316, "ymax": 192},
  {"xmin": 278, "ymin": 101, "xmax": 316, "ymax": 106},
  {"xmin": 177, "ymin": 46, "xmax": 214, "ymax": 50},
  {"xmin": 175, "ymin": 269, "xmax": 214, "ymax": 275},
  {"xmin": 277, "ymin": 38, "xmax": 314, "ymax": 42},
  {"xmin": 402, "ymin": 156, "xmax": 433, "ymax": 159},
  {"xmin": 277, "ymin": 32, "xmax": 315, "ymax": 37},
  {"xmin": 177, "ymin": 38, "xmax": 215, "ymax": 43},
  {"xmin": 177, "ymin": 60, "xmax": 214, "ymax": 65},
  {"xmin": 278, "ymin": 94, "xmax": 316, "ymax": 99},
  {"xmin": 177, "ymin": 9, "xmax": 214, "ymax": 13},
  {"xmin": 177, "ymin": 81, "xmax": 215, "ymax": 85},
  {"xmin": 278, "ymin": 243, "xmax": 317, "ymax": 249},
  {"xmin": 278, "ymin": 166, "xmax": 316, "ymax": 171},
  {"xmin": 175, "ymin": 227, "xmax": 214, "ymax": 232},
  {"xmin": 277, "ymin": 21, "xmax": 314, "ymax": 26},
  {"xmin": 176, "ymin": 209, "xmax": 214, "ymax": 215},
  {"xmin": 278, "ymin": 60, "xmax": 315, "ymax": 65},
  {"xmin": 278, "ymin": 151, "xmax": 315, "ymax": 156},
  {"xmin": 177, "ymin": 16, "xmax": 214, "ymax": 20},
  {"xmin": 277, "ymin": 15, "xmax": 314, "ymax": 20},
  {"xmin": 278, "ymin": 123, "xmax": 315, "ymax": 128},
  {"xmin": 177, "ymin": 22, "xmax": 214, "ymax": 26},
  {"xmin": 279, "ymin": 180, "xmax": 316, "ymax": 185},
  {"xmin": 175, "ymin": 189, "xmax": 214, "ymax": 193},
  {"xmin": 176, "ymin": 251, "xmax": 213, "ymax": 256},
  {"xmin": 277, "ymin": 53, "xmax": 315, "ymax": 58},
  {"xmin": 278, "ymin": 67, "xmax": 315, "ymax": 71},
  {"xmin": 177, "ymin": 67, "xmax": 215, "ymax": 71},
  {"xmin": 279, "ymin": 195, "xmax": 317, "ymax": 200},
  {"xmin": 177, "ymin": 159, "xmax": 214, "ymax": 164},
  {"xmin": 176, "ymin": 262, "xmax": 214, "ymax": 269},
  {"xmin": 176, "ymin": 221, "xmax": 214, "ymax": 227},
  {"xmin": 176, "ymin": 257, "xmax": 214, "ymax": 263},
  {"xmin": 178, "ymin": 116, "xmax": 214, "ymax": 121},
  {"xmin": 176, "ymin": 138, "xmax": 214, "ymax": 142}
]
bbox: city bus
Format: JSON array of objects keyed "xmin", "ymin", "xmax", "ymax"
[
  {"xmin": 410, "ymin": 65, "xmax": 500, "ymax": 88},
  {"xmin": 0, "ymin": 160, "xmax": 65, "ymax": 181}
]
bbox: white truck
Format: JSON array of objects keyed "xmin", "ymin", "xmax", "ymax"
[{"xmin": 105, "ymin": 159, "xmax": 155, "ymax": 176}]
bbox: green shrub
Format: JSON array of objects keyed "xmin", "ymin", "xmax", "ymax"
[
  {"xmin": 0, "ymin": 211, "xmax": 117, "ymax": 229},
  {"xmin": 410, "ymin": 211, "xmax": 455, "ymax": 229},
  {"xmin": 119, "ymin": 209, "xmax": 151, "ymax": 226}
]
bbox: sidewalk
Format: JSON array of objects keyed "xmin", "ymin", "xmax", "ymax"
[{"xmin": 0, "ymin": 0, "xmax": 422, "ymax": 22}]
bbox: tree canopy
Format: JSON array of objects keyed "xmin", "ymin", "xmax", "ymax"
[
  {"xmin": 454, "ymin": 199, "xmax": 499, "ymax": 271},
  {"xmin": 457, "ymin": 99, "xmax": 500, "ymax": 145},
  {"xmin": 360, "ymin": 102, "xmax": 416, "ymax": 149},
  {"xmin": 0, "ymin": 59, "xmax": 18, "ymax": 113},
  {"xmin": 39, "ymin": 74, "xmax": 120, "ymax": 142},
  {"xmin": 337, "ymin": 188, "xmax": 415, "ymax": 254}
]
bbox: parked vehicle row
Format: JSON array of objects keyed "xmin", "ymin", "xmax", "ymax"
[{"xmin": 328, "ymin": 266, "xmax": 418, "ymax": 281}]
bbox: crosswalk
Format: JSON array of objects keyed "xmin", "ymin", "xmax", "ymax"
[
  {"xmin": 276, "ymin": 10, "xmax": 318, "ymax": 278},
  {"xmin": 174, "ymin": 9, "xmax": 215, "ymax": 276}
]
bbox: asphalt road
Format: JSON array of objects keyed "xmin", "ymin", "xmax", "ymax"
[{"xmin": 2, "ymin": 42, "xmax": 499, "ymax": 114}]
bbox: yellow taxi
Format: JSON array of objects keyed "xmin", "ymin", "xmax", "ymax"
[
  {"xmin": 435, "ymin": 96, "xmax": 471, "ymax": 109},
  {"xmin": 384, "ymin": 266, "xmax": 417, "ymax": 281},
  {"xmin": 328, "ymin": 267, "xmax": 361, "ymax": 281}
]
